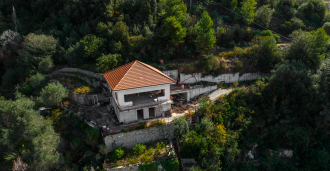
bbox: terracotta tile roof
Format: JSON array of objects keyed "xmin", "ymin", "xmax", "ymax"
[{"xmin": 103, "ymin": 60, "xmax": 176, "ymax": 91}]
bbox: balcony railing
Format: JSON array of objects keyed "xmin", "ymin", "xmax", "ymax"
[{"xmin": 110, "ymin": 97, "xmax": 172, "ymax": 112}]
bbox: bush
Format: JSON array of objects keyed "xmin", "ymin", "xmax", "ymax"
[
  {"xmin": 38, "ymin": 56, "xmax": 54, "ymax": 73},
  {"xmin": 133, "ymin": 144, "xmax": 146, "ymax": 155},
  {"xmin": 74, "ymin": 86, "xmax": 92, "ymax": 95},
  {"xmin": 39, "ymin": 82, "xmax": 69, "ymax": 107},
  {"xmin": 166, "ymin": 64, "xmax": 176, "ymax": 70},
  {"xmin": 96, "ymin": 53, "xmax": 121, "ymax": 73},
  {"xmin": 113, "ymin": 147, "xmax": 124, "ymax": 160},
  {"xmin": 172, "ymin": 117, "xmax": 189, "ymax": 139},
  {"xmin": 258, "ymin": 30, "xmax": 281, "ymax": 43},
  {"xmin": 198, "ymin": 53, "xmax": 217, "ymax": 73},
  {"xmin": 29, "ymin": 73, "xmax": 46, "ymax": 89},
  {"xmin": 99, "ymin": 144, "xmax": 107, "ymax": 155}
]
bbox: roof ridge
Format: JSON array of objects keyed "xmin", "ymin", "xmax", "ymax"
[
  {"xmin": 114, "ymin": 60, "xmax": 138, "ymax": 90},
  {"xmin": 137, "ymin": 61, "xmax": 176, "ymax": 82},
  {"xmin": 103, "ymin": 60, "xmax": 136, "ymax": 75}
]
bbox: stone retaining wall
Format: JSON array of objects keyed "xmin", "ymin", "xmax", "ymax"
[
  {"xmin": 180, "ymin": 72, "xmax": 271, "ymax": 84},
  {"xmin": 104, "ymin": 124, "xmax": 175, "ymax": 152},
  {"xmin": 53, "ymin": 67, "xmax": 105, "ymax": 81}
]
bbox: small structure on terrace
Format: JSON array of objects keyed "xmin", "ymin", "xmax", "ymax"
[{"xmin": 103, "ymin": 60, "xmax": 176, "ymax": 124}]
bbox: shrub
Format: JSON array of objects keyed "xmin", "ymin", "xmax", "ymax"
[
  {"xmin": 130, "ymin": 157, "xmax": 140, "ymax": 164},
  {"xmin": 38, "ymin": 56, "xmax": 54, "ymax": 73},
  {"xmin": 85, "ymin": 127, "xmax": 100, "ymax": 146},
  {"xmin": 39, "ymin": 82, "xmax": 69, "ymax": 107},
  {"xmin": 142, "ymin": 154, "xmax": 154, "ymax": 163},
  {"xmin": 156, "ymin": 142, "xmax": 166, "ymax": 153},
  {"xmin": 29, "ymin": 73, "xmax": 46, "ymax": 89},
  {"xmin": 99, "ymin": 144, "xmax": 107, "ymax": 155},
  {"xmin": 74, "ymin": 86, "xmax": 92, "ymax": 95},
  {"xmin": 166, "ymin": 64, "xmax": 176, "ymax": 70},
  {"xmin": 133, "ymin": 144, "xmax": 146, "ymax": 155},
  {"xmin": 172, "ymin": 117, "xmax": 189, "ymax": 139},
  {"xmin": 113, "ymin": 147, "xmax": 124, "ymax": 160}
]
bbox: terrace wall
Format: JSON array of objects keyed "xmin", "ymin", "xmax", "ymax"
[
  {"xmin": 104, "ymin": 124, "xmax": 174, "ymax": 152},
  {"xmin": 180, "ymin": 72, "xmax": 271, "ymax": 84}
]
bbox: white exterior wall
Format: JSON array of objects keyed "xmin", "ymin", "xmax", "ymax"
[
  {"xmin": 190, "ymin": 85, "xmax": 218, "ymax": 99},
  {"xmin": 161, "ymin": 103, "xmax": 171, "ymax": 112},
  {"xmin": 143, "ymin": 107, "xmax": 149, "ymax": 119},
  {"xmin": 114, "ymin": 84, "xmax": 171, "ymax": 107},
  {"xmin": 180, "ymin": 72, "xmax": 271, "ymax": 84}
]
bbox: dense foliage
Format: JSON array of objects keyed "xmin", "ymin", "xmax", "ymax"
[
  {"xmin": 1, "ymin": 0, "xmax": 330, "ymax": 170},
  {"xmin": 180, "ymin": 31, "xmax": 330, "ymax": 169}
]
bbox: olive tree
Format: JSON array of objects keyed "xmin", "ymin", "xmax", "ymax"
[{"xmin": 39, "ymin": 82, "xmax": 68, "ymax": 107}]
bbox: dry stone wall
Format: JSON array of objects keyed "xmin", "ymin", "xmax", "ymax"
[
  {"xmin": 104, "ymin": 124, "xmax": 175, "ymax": 152},
  {"xmin": 52, "ymin": 67, "xmax": 105, "ymax": 81},
  {"xmin": 180, "ymin": 72, "xmax": 271, "ymax": 84}
]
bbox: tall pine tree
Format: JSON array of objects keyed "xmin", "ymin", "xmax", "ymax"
[{"xmin": 195, "ymin": 11, "xmax": 216, "ymax": 52}]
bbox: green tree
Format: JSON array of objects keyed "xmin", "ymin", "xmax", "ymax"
[
  {"xmin": 172, "ymin": 116, "xmax": 189, "ymax": 139},
  {"xmin": 29, "ymin": 73, "xmax": 46, "ymax": 89},
  {"xmin": 161, "ymin": 0, "xmax": 187, "ymax": 25},
  {"xmin": 322, "ymin": 22, "xmax": 330, "ymax": 35},
  {"xmin": 276, "ymin": 0, "xmax": 297, "ymax": 20},
  {"xmin": 39, "ymin": 82, "xmax": 69, "ymax": 107},
  {"xmin": 151, "ymin": 0, "xmax": 158, "ymax": 15},
  {"xmin": 38, "ymin": 56, "xmax": 53, "ymax": 73},
  {"xmin": 195, "ymin": 11, "xmax": 216, "ymax": 52},
  {"xmin": 161, "ymin": 16, "xmax": 186, "ymax": 46},
  {"xmin": 17, "ymin": 33, "xmax": 57, "ymax": 69},
  {"xmin": 239, "ymin": 0, "xmax": 257, "ymax": 25},
  {"xmin": 96, "ymin": 54, "xmax": 121, "ymax": 73},
  {"xmin": 79, "ymin": 34, "xmax": 105, "ymax": 58},
  {"xmin": 254, "ymin": 5, "xmax": 274, "ymax": 27},
  {"xmin": 64, "ymin": 42, "xmax": 85, "ymax": 65},
  {"xmin": 198, "ymin": 53, "xmax": 217, "ymax": 73},
  {"xmin": 286, "ymin": 28, "xmax": 330, "ymax": 70},
  {"xmin": 142, "ymin": 25, "xmax": 153, "ymax": 37},
  {"xmin": 140, "ymin": 0, "xmax": 151, "ymax": 20},
  {"xmin": 113, "ymin": 21, "xmax": 129, "ymax": 43},
  {"xmin": 0, "ymin": 96, "xmax": 60, "ymax": 170},
  {"xmin": 96, "ymin": 22, "xmax": 113, "ymax": 38},
  {"xmin": 249, "ymin": 36, "xmax": 283, "ymax": 72}
]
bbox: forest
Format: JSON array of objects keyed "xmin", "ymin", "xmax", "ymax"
[{"xmin": 1, "ymin": 0, "xmax": 330, "ymax": 170}]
